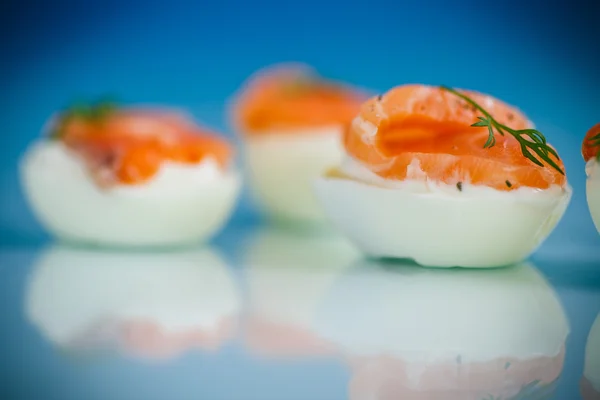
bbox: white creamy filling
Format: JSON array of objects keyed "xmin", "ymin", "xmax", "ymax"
[{"xmin": 339, "ymin": 154, "xmax": 566, "ymax": 199}]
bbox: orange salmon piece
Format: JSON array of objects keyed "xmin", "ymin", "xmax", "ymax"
[
  {"xmin": 344, "ymin": 85, "xmax": 566, "ymax": 191},
  {"xmin": 231, "ymin": 64, "xmax": 366, "ymax": 133},
  {"xmin": 54, "ymin": 108, "xmax": 232, "ymax": 186},
  {"xmin": 582, "ymin": 122, "xmax": 600, "ymax": 162}
]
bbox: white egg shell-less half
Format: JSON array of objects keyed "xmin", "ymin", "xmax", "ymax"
[
  {"xmin": 582, "ymin": 313, "xmax": 600, "ymax": 399},
  {"xmin": 243, "ymin": 126, "xmax": 344, "ymax": 224},
  {"xmin": 242, "ymin": 227, "xmax": 360, "ymax": 356},
  {"xmin": 20, "ymin": 141, "xmax": 241, "ymax": 247},
  {"xmin": 312, "ymin": 260, "xmax": 569, "ymax": 400},
  {"xmin": 26, "ymin": 246, "xmax": 241, "ymax": 356},
  {"xmin": 314, "ymin": 161, "xmax": 572, "ymax": 267},
  {"xmin": 586, "ymin": 160, "xmax": 600, "ymax": 233}
]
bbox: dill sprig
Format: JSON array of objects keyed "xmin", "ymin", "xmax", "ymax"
[
  {"xmin": 70, "ymin": 99, "xmax": 116, "ymax": 121},
  {"xmin": 50, "ymin": 98, "xmax": 117, "ymax": 139},
  {"xmin": 440, "ymin": 86, "xmax": 564, "ymax": 175}
]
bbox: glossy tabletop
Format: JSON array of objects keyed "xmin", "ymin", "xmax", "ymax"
[{"xmin": 0, "ymin": 224, "xmax": 599, "ymax": 400}]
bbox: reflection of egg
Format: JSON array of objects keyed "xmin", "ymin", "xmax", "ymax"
[
  {"xmin": 25, "ymin": 245, "xmax": 241, "ymax": 359},
  {"xmin": 582, "ymin": 313, "xmax": 600, "ymax": 400},
  {"xmin": 244, "ymin": 127, "xmax": 343, "ymax": 224},
  {"xmin": 587, "ymin": 160, "xmax": 600, "ymax": 233},
  {"xmin": 314, "ymin": 159, "xmax": 571, "ymax": 267},
  {"xmin": 20, "ymin": 141, "xmax": 241, "ymax": 247},
  {"xmin": 313, "ymin": 260, "xmax": 569, "ymax": 400},
  {"xmin": 242, "ymin": 227, "xmax": 359, "ymax": 356}
]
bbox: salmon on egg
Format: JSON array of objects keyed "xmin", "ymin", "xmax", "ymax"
[
  {"xmin": 229, "ymin": 63, "xmax": 367, "ymax": 225},
  {"xmin": 583, "ymin": 123, "xmax": 600, "ymax": 233},
  {"xmin": 25, "ymin": 246, "xmax": 241, "ymax": 359},
  {"xmin": 20, "ymin": 101, "xmax": 241, "ymax": 247},
  {"xmin": 312, "ymin": 259, "xmax": 569, "ymax": 400},
  {"xmin": 314, "ymin": 84, "xmax": 572, "ymax": 268}
]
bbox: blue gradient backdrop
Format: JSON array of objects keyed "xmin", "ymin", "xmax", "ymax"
[{"xmin": 1, "ymin": 0, "xmax": 599, "ymax": 249}]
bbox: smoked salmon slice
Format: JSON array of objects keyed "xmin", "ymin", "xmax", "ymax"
[
  {"xmin": 50, "ymin": 102, "xmax": 232, "ymax": 187},
  {"xmin": 344, "ymin": 85, "xmax": 566, "ymax": 191},
  {"xmin": 582, "ymin": 123, "xmax": 600, "ymax": 162},
  {"xmin": 231, "ymin": 64, "xmax": 367, "ymax": 133}
]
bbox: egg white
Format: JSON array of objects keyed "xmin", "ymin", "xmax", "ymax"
[
  {"xmin": 26, "ymin": 245, "xmax": 241, "ymax": 350},
  {"xmin": 20, "ymin": 140, "xmax": 241, "ymax": 247},
  {"xmin": 313, "ymin": 260, "xmax": 568, "ymax": 399},
  {"xmin": 243, "ymin": 126, "xmax": 343, "ymax": 224},
  {"xmin": 314, "ymin": 156, "xmax": 572, "ymax": 268},
  {"xmin": 586, "ymin": 159, "xmax": 600, "ymax": 233}
]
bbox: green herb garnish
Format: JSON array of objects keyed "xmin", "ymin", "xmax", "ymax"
[
  {"xmin": 50, "ymin": 98, "xmax": 117, "ymax": 139},
  {"xmin": 440, "ymin": 86, "xmax": 564, "ymax": 175},
  {"xmin": 588, "ymin": 132, "xmax": 600, "ymax": 161}
]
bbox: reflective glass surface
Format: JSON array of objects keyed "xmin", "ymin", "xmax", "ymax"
[{"xmin": 0, "ymin": 225, "xmax": 598, "ymax": 400}]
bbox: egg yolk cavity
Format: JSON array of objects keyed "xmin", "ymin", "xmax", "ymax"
[
  {"xmin": 51, "ymin": 106, "xmax": 232, "ymax": 187},
  {"xmin": 344, "ymin": 85, "xmax": 566, "ymax": 191}
]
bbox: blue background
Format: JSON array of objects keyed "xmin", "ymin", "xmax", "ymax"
[{"xmin": 1, "ymin": 0, "xmax": 600, "ymax": 250}]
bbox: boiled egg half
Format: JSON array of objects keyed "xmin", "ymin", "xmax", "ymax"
[
  {"xmin": 230, "ymin": 63, "xmax": 366, "ymax": 224},
  {"xmin": 315, "ymin": 84, "xmax": 571, "ymax": 267},
  {"xmin": 583, "ymin": 123, "xmax": 600, "ymax": 233},
  {"xmin": 21, "ymin": 102, "xmax": 241, "ymax": 247}
]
